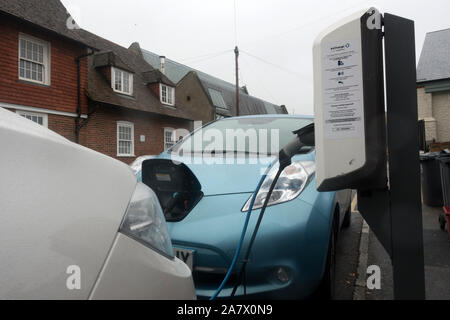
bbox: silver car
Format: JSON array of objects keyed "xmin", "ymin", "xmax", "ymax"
[{"xmin": 0, "ymin": 107, "xmax": 195, "ymax": 300}]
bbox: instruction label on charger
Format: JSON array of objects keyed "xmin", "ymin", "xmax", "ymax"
[{"xmin": 322, "ymin": 39, "xmax": 364, "ymax": 140}]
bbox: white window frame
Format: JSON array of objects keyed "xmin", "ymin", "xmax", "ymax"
[
  {"xmin": 117, "ymin": 121, "xmax": 135, "ymax": 157},
  {"xmin": 111, "ymin": 67, "xmax": 133, "ymax": 96},
  {"xmin": 16, "ymin": 110, "xmax": 48, "ymax": 127},
  {"xmin": 164, "ymin": 128, "xmax": 176, "ymax": 150},
  {"xmin": 160, "ymin": 84, "xmax": 175, "ymax": 106},
  {"xmin": 18, "ymin": 33, "xmax": 51, "ymax": 85}
]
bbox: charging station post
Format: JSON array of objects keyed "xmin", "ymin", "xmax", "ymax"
[
  {"xmin": 314, "ymin": 8, "xmax": 425, "ymax": 299},
  {"xmin": 384, "ymin": 13, "xmax": 425, "ymax": 300}
]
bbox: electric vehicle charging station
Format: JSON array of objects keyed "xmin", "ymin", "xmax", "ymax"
[{"xmin": 313, "ymin": 8, "xmax": 426, "ymax": 299}]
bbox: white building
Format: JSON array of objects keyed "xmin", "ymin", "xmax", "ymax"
[{"xmin": 417, "ymin": 28, "xmax": 450, "ymax": 145}]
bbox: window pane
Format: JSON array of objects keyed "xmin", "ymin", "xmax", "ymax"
[
  {"xmin": 167, "ymin": 87, "xmax": 173, "ymax": 104},
  {"xmin": 161, "ymin": 85, "xmax": 167, "ymax": 103},
  {"xmin": 32, "ymin": 43, "xmax": 38, "ymax": 62},
  {"xmin": 115, "ymin": 69, "xmax": 122, "ymax": 91},
  {"xmin": 25, "ymin": 61, "xmax": 31, "ymax": 79},
  {"xmin": 26, "ymin": 40, "xmax": 32, "ymax": 60},
  {"xmin": 123, "ymin": 73, "xmax": 129, "ymax": 93},
  {"xmin": 20, "ymin": 39, "xmax": 26, "ymax": 58},
  {"xmin": 37, "ymin": 64, "xmax": 43, "ymax": 82},
  {"xmin": 19, "ymin": 60, "xmax": 25, "ymax": 77},
  {"xmin": 38, "ymin": 45, "xmax": 44, "ymax": 63},
  {"xmin": 32, "ymin": 63, "xmax": 37, "ymax": 80}
]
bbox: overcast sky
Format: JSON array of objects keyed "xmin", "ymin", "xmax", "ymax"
[{"xmin": 62, "ymin": 0, "xmax": 450, "ymax": 115}]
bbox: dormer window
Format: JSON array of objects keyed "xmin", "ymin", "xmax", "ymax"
[
  {"xmin": 160, "ymin": 84, "xmax": 175, "ymax": 106},
  {"xmin": 112, "ymin": 67, "xmax": 133, "ymax": 95},
  {"xmin": 208, "ymin": 88, "xmax": 228, "ymax": 109}
]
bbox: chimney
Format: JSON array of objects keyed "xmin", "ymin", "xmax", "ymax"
[{"xmin": 159, "ymin": 56, "xmax": 166, "ymax": 74}]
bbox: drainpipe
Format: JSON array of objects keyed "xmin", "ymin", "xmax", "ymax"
[{"xmin": 75, "ymin": 49, "xmax": 95, "ymax": 144}]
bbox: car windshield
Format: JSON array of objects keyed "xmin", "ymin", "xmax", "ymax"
[{"xmin": 171, "ymin": 117, "xmax": 313, "ymax": 156}]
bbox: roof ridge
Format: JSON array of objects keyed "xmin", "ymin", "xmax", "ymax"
[
  {"xmin": 78, "ymin": 28, "xmax": 129, "ymax": 51},
  {"xmin": 427, "ymin": 27, "xmax": 450, "ymax": 35},
  {"xmin": 141, "ymin": 48, "xmax": 246, "ymax": 92}
]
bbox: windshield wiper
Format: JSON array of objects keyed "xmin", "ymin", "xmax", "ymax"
[{"xmin": 202, "ymin": 150, "xmax": 275, "ymax": 156}]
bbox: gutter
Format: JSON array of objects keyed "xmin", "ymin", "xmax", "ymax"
[{"xmin": 75, "ymin": 49, "xmax": 95, "ymax": 144}]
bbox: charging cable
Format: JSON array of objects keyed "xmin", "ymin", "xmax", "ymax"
[
  {"xmin": 230, "ymin": 165, "xmax": 285, "ymax": 297},
  {"xmin": 231, "ymin": 123, "xmax": 315, "ymax": 297},
  {"xmin": 210, "ymin": 123, "xmax": 315, "ymax": 300},
  {"xmin": 209, "ymin": 161, "xmax": 276, "ymax": 300}
]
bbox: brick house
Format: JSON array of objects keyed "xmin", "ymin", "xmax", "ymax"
[
  {"xmin": 417, "ymin": 28, "xmax": 450, "ymax": 145},
  {"xmin": 72, "ymin": 29, "xmax": 197, "ymax": 164},
  {"xmin": 0, "ymin": 0, "xmax": 205, "ymax": 164},
  {"xmin": 0, "ymin": 0, "xmax": 92, "ymax": 143}
]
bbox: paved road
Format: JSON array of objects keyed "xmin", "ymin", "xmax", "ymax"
[
  {"xmin": 334, "ymin": 207, "xmax": 363, "ymax": 300},
  {"xmin": 366, "ymin": 203, "xmax": 450, "ymax": 300}
]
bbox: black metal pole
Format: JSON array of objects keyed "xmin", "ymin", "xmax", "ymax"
[{"xmin": 384, "ymin": 13, "xmax": 425, "ymax": 300}]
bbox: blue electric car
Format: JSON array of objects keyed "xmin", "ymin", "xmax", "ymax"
[{"xmin": 134, "ymin": 115, "xmax": 352, "ymax": 299}]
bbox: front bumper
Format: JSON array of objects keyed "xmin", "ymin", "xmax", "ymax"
[
  {"xmin": 168, "ymin": 188, "xmax": 334, "ymax": 300},
  {"xmin": 90, "ymin": 233, "xmax": 196, "ymax": 300}
]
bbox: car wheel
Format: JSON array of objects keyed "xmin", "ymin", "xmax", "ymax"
[
  {"xmin": 314, "ymin": 215, "xmax": 337, "ymax": 300},
  {"xmin": 342, "ymin": 208, "xmax": 351, "ymax": 229}
]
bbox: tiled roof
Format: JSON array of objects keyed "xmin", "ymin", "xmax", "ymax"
[
  {"xmin": 0, "ymin": 0, "xmax": 92, "ymax": 48},
  {"xmin": 417, "ymin": 28, "xmax": 450, "ymax": 83},
  {"xmin": 73, "ymin": 29, "xmax": 194, "ymax": 120},
  {"xmin": 140, "ymin": 48, "xmax": 287, "ymax": 116}
]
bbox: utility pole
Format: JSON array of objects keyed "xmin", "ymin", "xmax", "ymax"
[{"xmin": 234, "ymin": 46, "xmax": 239, "ymax": 116}]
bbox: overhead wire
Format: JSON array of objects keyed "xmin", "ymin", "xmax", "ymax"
[
  {"xmin": 183, "ymin": 50, "xmax": 233, "ymax": 65},
  {"xmin": 240, "ymin": 49, "xmax": 310, "ymax": 81},
  {"xmin": 243, "ymin": 0, "xmax": 372, "ymax": 48},
  {"xmin": 180, "ymin": 49, "xmax": 232, "ymax": 63},
  {"xmin": 240, "ymin": 54, "xmax": 279, "ymax": 105}
]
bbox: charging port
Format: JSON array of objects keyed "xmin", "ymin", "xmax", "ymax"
[{"xmin": 141, "ymin": 159, "xmax": 203, "ymax": 222}]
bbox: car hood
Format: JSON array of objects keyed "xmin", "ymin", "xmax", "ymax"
[{"xmin": 157, "ymin": 153, "xmax": 314, "ymax": 196}]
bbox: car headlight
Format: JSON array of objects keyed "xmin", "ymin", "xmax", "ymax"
[
  {"xmin": 242, "ymin": 161, "xmax": 316, "ymax": 212},
  {"xmin": 120, "ymin": 182, "xmax": 174, "ymax": 259}
]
